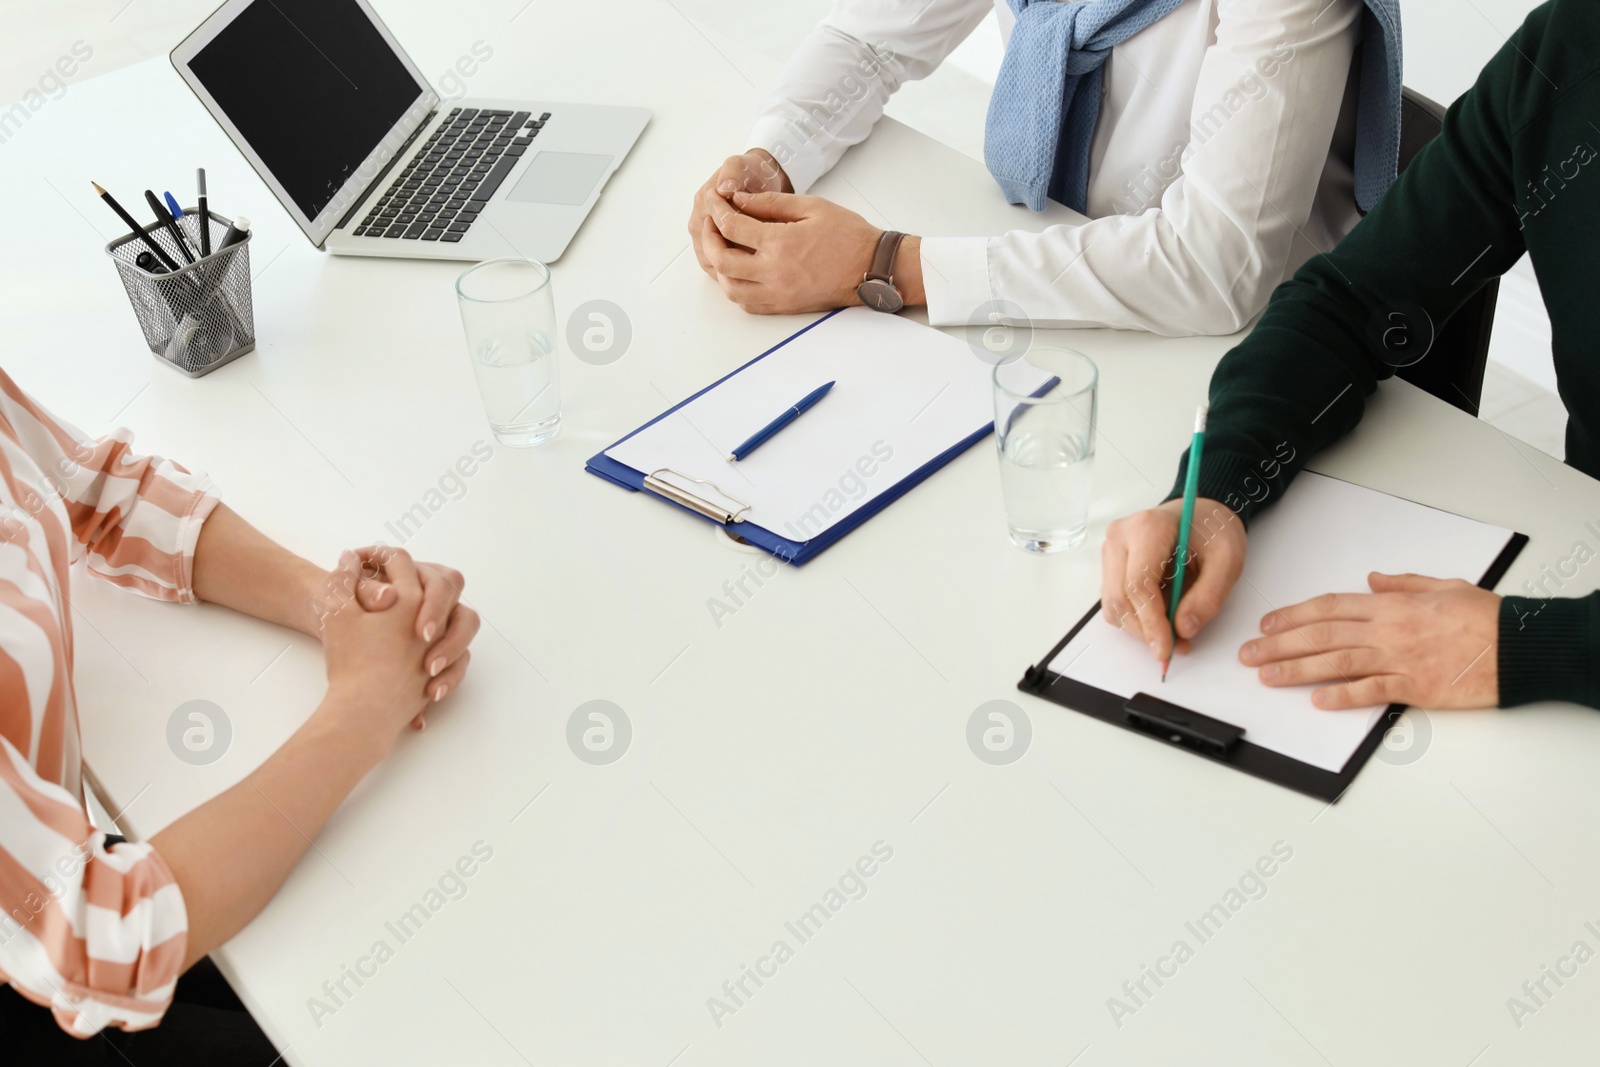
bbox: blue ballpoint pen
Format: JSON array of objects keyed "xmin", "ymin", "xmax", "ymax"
[
  {"xmin": 727, "ymin": 381, "xmax": 836, "ymax": 462},
  {"xmin": 163, "ymin": 191, "xmax": 203, "ymax": 260},
  {"xmin": 145, "ymin": 189, "xmax": 195, "ymax": 264}
]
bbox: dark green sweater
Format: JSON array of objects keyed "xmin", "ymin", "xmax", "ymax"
[{"xmin": 1172, "ymin": 0, "xmax": 1600, "ymax": 708}]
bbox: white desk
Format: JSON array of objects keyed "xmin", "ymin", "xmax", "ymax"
[{"xmin": 4, "ymin": 3, "xmax": 1600, "ymax": 1063}]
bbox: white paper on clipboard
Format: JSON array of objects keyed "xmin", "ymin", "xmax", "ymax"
[{"xmin": 1051, "ymin": 473, "xmax": 1518, "ymax": 772}]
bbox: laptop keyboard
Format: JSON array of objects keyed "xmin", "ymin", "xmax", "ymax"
[{"xmin": 353, "ymin": 108, "xmax": 550, "ymax": 242}]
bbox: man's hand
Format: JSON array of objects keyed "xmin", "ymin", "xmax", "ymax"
[
  {"xmin": 1100, "ymin": 498, "xmax": 1248, "ymax": 662},
  {"xmin": 689, "ymin": 150, "xmax": 791, "ymax": 278},
  {"xmin": 699, "ymin": 190, "xmax": 924, "ymax": 315},
  {"xmin": 1240, "ymin": 572, "xmax": 1500, "ymax": 710}
]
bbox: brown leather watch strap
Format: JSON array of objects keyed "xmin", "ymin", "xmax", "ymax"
[{"xmin": 866, "ymin": 230, "xmax": 906, "ymax": 284}]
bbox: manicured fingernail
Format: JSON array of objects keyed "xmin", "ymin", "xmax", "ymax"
[
  {"xmin": 1261, "ymin": 615, "xmax": 1279, "ymax": 633},
  {"xmin": 1261, "ymin": 664, "xmax": 1279, "ymax": 681},
  {"xmin": 434, "ymin": 685, "xmax": 447, "ymax": 703},
  {"xmin": 1241, "ymin": 641, "xmax": 1258, "ymax": 663},
  {"xmin": 418, "ymin": 716, "xmax": 427, "ymax": 731},
  {"xmin": 376, "ymin": 586, "xmax": 391, "ymax": 603},
  {"xmin": 429, "ymin": 657, "xmax": 445, "ymax": 678},
  {"xmin": 1148, "ymin": 640, "xmax": 1161, "ymax": 657},
  {"xmin": 718, "ymin": 180, "xmax": 736, "ymax": 193},
  {"xmin": 424, "ymin": 622, "xmax": 437, "ymax": 642},
  {"xmin": 1180, "ymin": 613, "xmax": 1198, "ymax": 636}
]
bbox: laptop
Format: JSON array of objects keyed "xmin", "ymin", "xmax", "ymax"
[{"xmin": 171, "ymin": 0, "xmax": 649, "ymax": 262}]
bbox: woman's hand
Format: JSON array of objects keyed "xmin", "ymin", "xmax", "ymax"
[
  {"xmin": 348, "ymin": 549, "xmax": 478, "ymax": 690},
  {"xmin": 342, "ymin": 547, "xmax": 480, "ymax": 731},
  {"xmin": 316, "ymin": 550, "xmax": 436, "ymax": 750}
]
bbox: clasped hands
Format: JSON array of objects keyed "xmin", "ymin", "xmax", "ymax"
[
  {"xmin": 314, "ymin": 546, "xmax": 480, "ymax": 734},
  {"xmin": 1101, "ymin": 498, "xmax": 1502, "ymax": 710},
  {"xmin": 687, "ymin": 149, "xmax": 923, "ymax": 314}
]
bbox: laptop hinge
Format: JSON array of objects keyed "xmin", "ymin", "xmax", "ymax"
[{"xmin": 333, "ymin": 109, "xmax": 437, "ymax": 234}]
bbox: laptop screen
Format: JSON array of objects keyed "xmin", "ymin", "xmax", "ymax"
[{"xmin": 187, "ymin": 0, "xmax": 425, "ymax": 220}]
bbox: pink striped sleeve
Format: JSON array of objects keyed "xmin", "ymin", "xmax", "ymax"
[
  {"xmin": 0, "ymin": 738, "xmax": 188, "ymax": 1036},
  {"xmin": 0, "ymin": 372, "xmax": 219, "ymax": 603}
]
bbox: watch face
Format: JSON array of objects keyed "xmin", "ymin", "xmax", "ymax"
[{"xmin": 857, "ymin": 278, "xmax": 904, "ymax": 313}]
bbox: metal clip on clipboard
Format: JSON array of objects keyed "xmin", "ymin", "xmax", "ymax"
[
  {"xmin": 1123, "ymin": 692, "xmax": 1244, "ymax": 758},
  {"xmin": 641, "ymin": 468, "xmax": 752, "ymax": 526}
]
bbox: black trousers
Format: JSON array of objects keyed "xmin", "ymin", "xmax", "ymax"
[{"xmin": 0, "ymin": 956, "xmax": 280, "ymax": 1065}]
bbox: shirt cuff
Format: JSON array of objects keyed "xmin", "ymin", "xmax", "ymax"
[
  {"xmin": 747, "ymin": 116, "xmax": 830, "ymax": 195},
  {"xmin": 1498, "ymin": 595, "xmax": 1599, "ymax": 708},
  {"xmin": 920, "ymin": 236, "xmax": 992, "ymax": 327}
]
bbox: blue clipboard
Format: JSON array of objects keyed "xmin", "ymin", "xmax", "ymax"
[{"xmin": 584, "ymin": 310, "xmax": 998, "ymax": 566}]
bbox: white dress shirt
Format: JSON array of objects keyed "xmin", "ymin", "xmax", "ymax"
[{"xmin": 747, "ymin": 0, "xmax": 1365, "ymax": 335}]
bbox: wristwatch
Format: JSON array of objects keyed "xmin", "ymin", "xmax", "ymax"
[{"xmin": 856, "ymin": 230, "xmax": 907, "ymax": 313}]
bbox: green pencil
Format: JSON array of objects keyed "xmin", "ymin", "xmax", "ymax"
[{"xmin": 1164, "ymin": 403, "xmax": 1208, "ymax": 681}]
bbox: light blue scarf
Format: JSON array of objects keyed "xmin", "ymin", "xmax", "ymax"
[{"xmin": 984, "ymin": 0, "xmax": 1403, "ymax": 215}]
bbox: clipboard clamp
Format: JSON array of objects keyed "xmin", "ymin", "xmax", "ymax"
[
  {"xmin": 642, "ymin": 468, "xmax": 751, "ymax": 526},
  {"xmin": 1123, "ymin": 693, "xmax": 1244, "ymax": 758}
]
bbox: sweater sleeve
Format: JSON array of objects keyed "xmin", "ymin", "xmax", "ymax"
[
  {"xmin": 1170, "ymin": 3, "xmax": 1600, "ymax": 710},
  {"xmin": 1169, "ymin": 5, "xmax": 1536, "ymax": 520},
  {"xmin": 1499, "ymin": 595, "xmax": 1600, "ymax": 709}
]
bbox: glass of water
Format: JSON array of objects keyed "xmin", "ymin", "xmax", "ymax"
[
  {"xmin": 455, "ymin": 257, "xmax": 561, "ymax": 447},
  {"xmin": 992, "ymin": 348, "xmax": 1098, "ymax": 553}
]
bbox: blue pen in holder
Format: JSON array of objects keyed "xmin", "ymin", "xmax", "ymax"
[{"xmin": 106, "ymin": 210, "xmax": 255, "ymax": 377}]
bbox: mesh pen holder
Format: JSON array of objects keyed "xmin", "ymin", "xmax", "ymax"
[{"xmin": 106, "ymin": 212, "xmax": 255, "ymax": 377}]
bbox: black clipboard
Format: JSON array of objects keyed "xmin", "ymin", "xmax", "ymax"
[{"xmin": 1017, "ymin": 532, "xmax": 1529, "ymax": 802}]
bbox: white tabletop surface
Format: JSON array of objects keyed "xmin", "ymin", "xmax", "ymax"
[{"xmin": 4, "ymin": 3, "xmax": 1600, "ymax": 1064}]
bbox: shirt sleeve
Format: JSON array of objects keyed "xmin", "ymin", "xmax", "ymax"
[
  {"xmin": 0, "ymin": 737, "xmax": 188, "ymax": 1036},
  {"xmin": 922, "ymin": 0, "xmax": 1364, "ymax": 334},
  {"xmin": 0, "ymin": 372, "xmax": 219, "ymax": 603},
  {"xmin": 746, "ymin": 0, "xmax": 995, "ymax": 194}
]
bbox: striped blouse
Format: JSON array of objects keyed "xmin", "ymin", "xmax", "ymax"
[{"xmin": 0, "ymin": 366, "xmax": 217, "ymax": 1036}]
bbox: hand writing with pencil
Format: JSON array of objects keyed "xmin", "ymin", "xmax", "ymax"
[
  {"xmin": 1100, "ymin": 496, "xmax": 1248, "ymax": 665},
  {"xmin": 1100, "ymin": 502, "xmax": 1503, "ymax": 710}
]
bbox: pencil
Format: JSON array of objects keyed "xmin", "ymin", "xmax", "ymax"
[
  {"xmin": 1163, "ymin": 403, "xmax": 1207, "ymax": 681},
  {"xmin": 92, "ymin": 181, "xmax": 181, "ymax": 272}
]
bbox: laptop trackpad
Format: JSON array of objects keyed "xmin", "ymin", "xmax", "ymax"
[{"xmin": 507, "ymin": 152, "xmax": 613, "ymax": 206}]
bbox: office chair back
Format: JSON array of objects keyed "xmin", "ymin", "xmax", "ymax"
[{"xmin": 1392, "ymin": 87, "xmax": 1500, "ymax": 416}]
